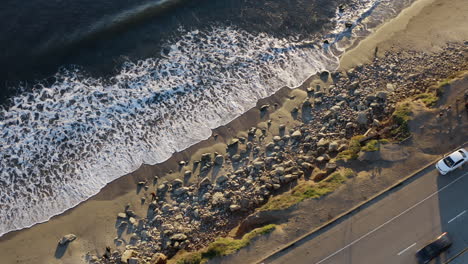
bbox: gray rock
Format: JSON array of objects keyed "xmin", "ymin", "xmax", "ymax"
[
  {"xmin": 266, "ymin": 142, "xmax": 275, "ymax": 149},
  {"xmin": 121, "ymin": 250, "xmax": 136, "ymax": 263},
  {"xmin": 357, "ymin": 111, "xmax": 368, "ymax": 125},
  {"xmin": 173, "ymin": 187, "xmax": 189, "ymax": 196},
  {"xmin": 117, "ymin": 213, "xmax": 127, "ymax": 219},
  {"xmin": 231, "ymin": 154, "xmax": 241, "ymax": 162},
  {"xmin": 260, "ymin": 104, "xmax": 270, "ymax": 111},
  {"xmin": 59, "ymin": 234, "xmax": 76, "ymax": 245},
  {"xmin": 214, "ymin": 155, "xmax": 224, "ymax": 165},
  {"xmin": 170, "ymin": 233, "xmax": 188, "ymax": 241},
  {"xmin": 199, "ymin": 177, "xmax": 211, "ymax": 188},
  {"xmin": 315, "ymin": 156, "xmax": 326, "ymax": 163},
  {"xmin": 157, "ymin": 183, "xmax": 168, "ymax": 192},
  {"xmin": 325, "ymin": 162, "xmax": 337, "ymax": 173},
  {"xmin": 317, "ymin": 138, "xmax": 329, "ymax": 148},
  {"xmin": 216, "ymin": 175, "xmax": 229, "ymax": 185},
  {"xmin": 161, "ymin": 204, "xmax": 172, "ymax": 213},
  {"xmin": 328, "ymin": 141, "xmax": 339, "ymax": 152},
  {"xmin": 184, "ymin": 170, "xmax": 192, "ymax": 178},
  {"xmin": 291, "ymin": 130, "xmax": 302, "ymax": 139},
  {"xmin": 151, "ymin": 253, "xmax": 168, "ymax": 264},
  {"xmin": 376, "ymin": 91, "xmax": 388, "ymax": 100},
  {"xmin": 229, "ymin": 204, "xmax": 241, "ymax": 212},
  {"xmin": 274, "ymin": 167, "xmax": 285, "ymax": 176},
  {"xmin": 201, "ymin": 153, "xmax": 212, "ymax": 162},
  {"xmin": 301, "ymin": 162, "xmax": 314, "ymax": 171},
  {"xmin": 253, "ymin": 160, "xmax": 265, "ymax": 169},
  {"xmin": 212, "ymin": 192, "xmax": 226, "ymax": 205},
  {"xmin": 128, "ymin": 258, "xmax": 140, "ymax": 264},
  {"xmin": 172, "ymin": 179, "xmax": 183, "ymax": 189}
]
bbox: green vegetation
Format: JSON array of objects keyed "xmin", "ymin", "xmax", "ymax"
[
  {"xmin": 336, "ymin": 135, "xmax": 365, "ymax": 160},
  {"xmin": 390, "ymin": 102, "xmax": 412, "ymax": 141},
  {"xmin": 361, "ymin": 139, "xmax": 379, "ymax": 152},
  {"xmin": 259, "ymin": 169, "xmax": 356, "ymax": 211},
  {"xmin": 414, "ymin": 92, "xmax": 439, "ymax": 107},
  {"xmin": 176, "ymin": 225, "xmax": 276, "ymax": 264},
  {"xmin": 379, "ymin": 138, "xmax": 390, "ymax": 144}
]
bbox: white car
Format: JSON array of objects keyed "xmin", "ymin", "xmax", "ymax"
[{"xmin": 435, "ymin": 148, "xmax": 468, "ymax": 175}]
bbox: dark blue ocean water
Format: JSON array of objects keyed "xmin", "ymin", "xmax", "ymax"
[{"xmin": 0, "ymin": 0, "xmax": 343, "ymax": 104}]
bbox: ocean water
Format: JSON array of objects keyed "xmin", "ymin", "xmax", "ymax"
[{"xmin": 0, "ymin": 0, "xmax": 413, "ymax": 237}]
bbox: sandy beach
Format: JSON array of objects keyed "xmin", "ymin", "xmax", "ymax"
[{"xmin": 0, "ymin": 0, "xmax": 467, "ymax": 263}]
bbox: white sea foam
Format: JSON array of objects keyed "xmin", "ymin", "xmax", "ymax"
[{"xmin": 0, "ymin": 0, "xmax": 413, "ymax": 237}]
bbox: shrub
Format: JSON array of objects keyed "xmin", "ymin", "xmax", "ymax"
[
  {"xmin": 414, "ymin": 92, "xmax": 438, "ymax": 107},
  {"xmin": 336, "ymin": 135, "xmax": 365, "ymax": 160},
  {"xmin": 260, "ymin": 169, "xmax": 356, "ymax": 211},
  {"xmin": 177, "ymin": 225, "xmax": 276, "ymax": 264},
  {"xmin": 361, "ymin": 140, "xmax": 379, "ymax": 152},
  {"xmin": 390, "ymin": 102, "xmax": 412, "ymax": 141}
]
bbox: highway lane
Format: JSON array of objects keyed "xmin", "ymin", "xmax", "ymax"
[{"xmin": 267, "ymin": 166, "xmax": 468, "ymax": 264}]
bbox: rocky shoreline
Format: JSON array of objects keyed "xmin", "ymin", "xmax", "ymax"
[{"xmin": 81, "ymin": 43, "xmax": 467, "ymax": 264}]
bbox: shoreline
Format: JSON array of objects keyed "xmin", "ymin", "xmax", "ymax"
[
  {"xmin": 0, "ymin": 0, "xmax": 467, "ymax": 263},
  {"xmin": 0, "ymin": 0, "xmax": 413, "ymax": 239}
]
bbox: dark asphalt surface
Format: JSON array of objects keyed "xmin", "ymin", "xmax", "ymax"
[{"xmin": 267, "ymin": 166, "xmax": 468, "ymax": 264}]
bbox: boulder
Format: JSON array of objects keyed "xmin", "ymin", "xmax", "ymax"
[
  {"xmin": 229, "ymin": 204, "xmax": 241, "ymax": 212},
  {"xmin": 253, "ymin": 160, "xmax": 265, "ymax": 169},
  {"xmin": 260, "ymin": 104, "xmax": 270, "ymax": 111},
  {"xmin": 313, "ymin": 170, "xmax": 328, "ymax": 182},
  {"xmin": 170, "ymin": 233, "xmax": 188, "ymax": 241},
  {"xmin": 214, "ymin": 155, "xmax": 224, "ymax": 165},
  {"xmin": 325, "ymin": 162, "xmax": 337, "ymax": 173},
  {"xmin": 157, "ymin": 183, "xmax": 168, "ymax": 192},
  {"xmin": 317, "ymin": 138, "xmax": 329, "ymax": 148},
  {"xmin": 328, "ymin": 141, "xmax": 339, "ymax": 152},
  {"xmin": 201, "ymin": 153, "xmax": 212, "ymax": 162},
  {"xmin": 173, "ymin": 187, "xmax": 189, "ymax": 196},
  {"xmin": 184, "ymin": 170, "xmax": 192, "ymax": 178},
  {"xmin": 199, "ymin": 177, "xmax": 211, "ymax": 188},
  {"xmin": 357, "ymin": 111, "xmax": 368, "ymax": 125},
  {"xmin": 128, "ymin": 258, "xmax": 140, "ymax": 264},
  {"xmin": 58, "ymin": 234, "xmax": 76, "ymax": 245},
  {"xmin": 376, "ymin": 91, "xmax": 388, "ymax": 100},
  {"xmin": 172, "ymin": 179, "xmax": 183, "ymax": 189},
  {"xmin": 315, "ymin": 156, "xmax": 326, "ymax": 163},
  {"xmin": 129, "ymin": 217, "xmax": 137, "ymax": 226},
  {"xmin": 228, "ymin": 138, "xmax": 239, "ymax": 147},
  {"xmin": 216, "ymin": 175, "xmax": 229, "ymax": 185},
  {"xmin": 150, "ymin": 253, "xmax": 168, "ymax": 264},
  {"xmin": 274, "ymin": 167, "xmax": 285, "ymax": 177},
  {"xmin": 212, "ymin": 192, "xmax": 226, "ymax": 205},
  {"xmin": 231, "ymin": 154, "xmax": 241, "ymax": 162},
  {"xmin": 121, "ymin": 250, "xmax": 136, "ymax": 263},
  {"xmin": 117, "ymin": 213, "xmax": 127, "ymax": 219},
  {"xmin": 291, "ymin": 130, "xmax": 302, "ymax": 139}
]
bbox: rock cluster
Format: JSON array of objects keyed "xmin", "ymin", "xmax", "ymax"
[{"xmin": 88, "ymin": 44, "xmax": 467, "ymax": 263}]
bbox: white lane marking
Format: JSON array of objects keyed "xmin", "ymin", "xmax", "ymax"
[
  {"xmin": 397, "ymin": 243, "xmax": 416, "ymax": 256},
  {"xmin": 315, "ymin": 171, "xmax": 468, "ymax": 264},
  {"xmin": 448, "ymin": 210, "xmax": 466, "ymax": 224}
]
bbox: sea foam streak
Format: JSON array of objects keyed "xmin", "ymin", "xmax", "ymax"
[{"xmin": 0, "ymin": 0, "xmax": 413, "ymax": 237}]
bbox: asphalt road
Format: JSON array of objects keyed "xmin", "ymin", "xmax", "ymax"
[{"xmin": 267, "ymin": 166, "xmax": 468, "ymax": 264}]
